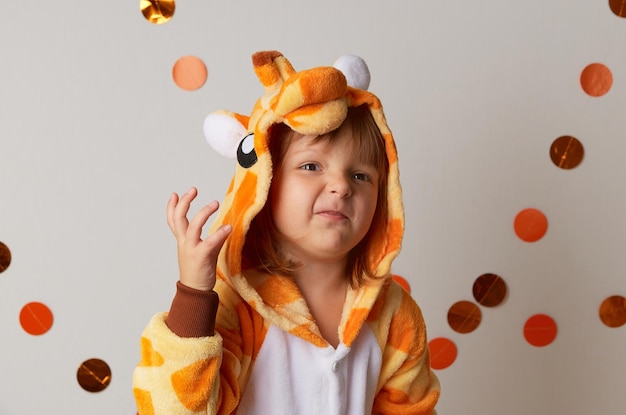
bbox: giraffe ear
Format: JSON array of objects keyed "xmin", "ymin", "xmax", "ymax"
[
  {"xmin": 203, "ymin": 110, "xmax": 249, "ymax": 159},
  {"xmin": 333, "ymin": 54, "xmax": 371, "ymax": 90}
]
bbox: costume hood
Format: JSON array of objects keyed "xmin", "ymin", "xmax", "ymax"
[{"xmin": 204, "ymin": 51, "xmax": 404, "ymax": 348}]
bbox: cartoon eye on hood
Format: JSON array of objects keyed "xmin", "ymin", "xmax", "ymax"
[
  {"xmin": 202, "ymin": 50, "xmax": 404, "ymax": 287},
  {"xmin": 237, "ymin": 133, "xmax": 257, "ymax": 168}
]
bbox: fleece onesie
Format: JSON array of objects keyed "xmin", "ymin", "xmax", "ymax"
[{"xmin": 133, "ymin": 50, "xmax": 440, "ymax": 415}]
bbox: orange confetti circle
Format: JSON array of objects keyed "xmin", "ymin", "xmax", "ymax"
[
  {"xmin": 392, "ymin": 274, "xmax": 411, "ymax": 293},
  {"xmin": 172, "ymin": 56, "xmax": 208, "ymax": 91},
  {"xmin": 523, "ymin": 314, "xmax": 557, "ymax": 347},
  {"xmin": 580, "ymin": 63, "xmax": 612, "ymax": 97},
  {"xmin": 19, "ymin": 302, "xmax": 54, "ymax": 336},
  {"xmin": 514, "ymin": 208, "xmax": 548, "ymax": 243},
  {"xmin": 429, "ymin": 337, "xmax": 457, "ymax": 370}
]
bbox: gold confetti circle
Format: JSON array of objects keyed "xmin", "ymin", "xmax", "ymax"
[
  {"xmin": 0, "ymin": 241, "xmax": 11, "ymax": 273},
  {"xmin": 599, "ymin": 295, "xmax": 626, "ymax": 328},
  {"xmin": 609, "ymin": 0, "xmax": 626, "ymax": 17},
  {"xmin": 140, "ymin": 0, "xmax": 175, "ymax": 24},
  {"xmin": 473, "ymin": 273, "xmax": 507, "ymax": 307},
  {"xmin": 77, "ymin": 358, "xmax": 112, "ymax": 393},
  {"xmin": 550, "ymin": 136, "xmax": 584, "ymax": 170},
  {"xmin": 447, "ymin": 300, "xmax": 482, "ymax": 334}
]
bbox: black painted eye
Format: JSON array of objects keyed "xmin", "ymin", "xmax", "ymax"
[{"xmin": 237, "ymin": 133, "xmax": 258, "ymax": 168}]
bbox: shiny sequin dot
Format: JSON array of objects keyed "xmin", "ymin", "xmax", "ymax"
[
  {"xmin": 19, "ymin": 302, "xmax": 54, "ymax": 336},
  {"xmin": 447, "ymin": 300, "xmax": 482, "ymax": 334},
  {"xmin": 550, "ymin": 136, "xmax": 584, "ymax": 170},
  {"xmin": 392, "ymin": 274, "xmax": 411, "ymax": 293},
  {"xmin": 172, "ymin": 56, "xmax": 208, "ymax": 91},
  {"xmin": 140, "ymin": 0, "xmax": 175, "ymax": 24},
  {"xmin": 580, "ymin": 63, "xmax": 612, "ymax": 97},
  {"xmin": 429, "ymin": 337, "xmax": 457, "ymax": 370},
  {"xmin": 599, "ymin": 295, "xmax": 626, "ymax": 328},
  {"xmin": 514, "ymin": 208, "xmax": 548, "ymax": 243},
  {"xmin": 524, "ymin": 314, "xmax": 558, "ymax": 347},
  {"xmin": 77, "ymin": 358, "xmax": 112, "ymax": 393},
  {"xmin": 473, "ymin": 273, "xmax": 507, "ymax": 307},
  {"xmin": 0, "ymin": 241, "xmax": 11, "ymax": 273}
]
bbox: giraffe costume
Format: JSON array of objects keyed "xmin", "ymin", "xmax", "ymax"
[{"xmin": 133, "ymin": 51, "xmax": 440, "ymax": 415}]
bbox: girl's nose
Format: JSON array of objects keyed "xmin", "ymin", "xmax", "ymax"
[{"xmin": 328, "ymin": 174, "xmax": 352, "ymax": 197}]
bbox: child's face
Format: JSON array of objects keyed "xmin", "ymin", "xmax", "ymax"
[{"xmin": 269, "ymin": 123, "xmax": 379, "ymax": 266}]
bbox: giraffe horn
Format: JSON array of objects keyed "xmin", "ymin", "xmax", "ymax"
[{"xmin": 252, "ymin": 51, "xmax": 296, "ymax": 93}]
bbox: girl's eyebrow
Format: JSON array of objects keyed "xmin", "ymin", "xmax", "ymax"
[{"xmin": 288, "ymin": 144, "xmax": 326, "ymax": 158}]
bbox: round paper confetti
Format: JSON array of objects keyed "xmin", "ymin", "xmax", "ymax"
[
  {"xmin": 19, "ymin": 302, "xmax": 54, "ymax": 336},
  {"xmin": 447, "ymin": 300, "xmax": 482, "ymax": 334},
  {"xmin": 473, "ymin": 273, "xmax": 507, "ymax": 307},
  {"xmin": 523, "ymin": 314, "xmax": 557, "ymax": 347},
  {"xmin": 599, "ymin": 295, "xmax": 626, "ymax": 328},
  {"xmin": 0, "ymin": 241, "xmax": 11, "ymax": 273},
  {"xmin": 140, "ymin": 0, "xmax": 175, "ymax": 24},
  {"xmin": 392, "ymin": 274, "xmax": 411, "ymax": 293},
  {"xmin": 580, "ymin": 63, "xmax": 612, "ymax": 97},
  {"xmin": 77, "ymin": 358, "xmax": 112, "ymax": 393},
  {"xmin": 550, "ymin": 136, "xmax": 584, "ymax": 170},
  {"xmin": 514, "ymin": 208, "xmax": 548, "ymax": 243},
  {"xmin": 172, "ymin": 56, "xmax": 208, "ymax": 91},
  {"xmin": 429, "ymin": 337, "xmax": 457, "ymax": 370}
]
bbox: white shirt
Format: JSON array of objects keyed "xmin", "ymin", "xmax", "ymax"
[{"xmin": 237, "ymin": 324, "xmax": 382, "ymax": 415}]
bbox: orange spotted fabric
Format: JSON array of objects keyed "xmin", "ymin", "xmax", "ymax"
[{"xmin": 133, "ymin": 51, "xmax": 440, "ymax": 414}]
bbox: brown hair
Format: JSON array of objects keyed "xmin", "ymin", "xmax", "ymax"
[{"xmin": 241, "ymin": 105, "xmax": 389, "ymax": 287}]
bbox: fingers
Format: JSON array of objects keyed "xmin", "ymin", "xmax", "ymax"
[
  {"xmin": 166, "ymin": 192, "xmax": 180, "ymax": 234},
  {"xmin": 165, "ymin": 188, "xmax": 232, "ymax": 291},
  {"xmin": 187, "ymin": 200, "xmax": 220, "ymax": 242},
  {"xmin": 201, "ymin": 223, "xmax": 232, "ymax": 253},
  {"xmin": 167, "ymin": 187, "xmax": 197, "ymax": 238},
  {"xmin": 166, "ymin": 188, "xmax": 228, "ymax": 245}
]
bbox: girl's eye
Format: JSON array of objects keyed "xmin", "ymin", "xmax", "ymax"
[
  {"xmin": 301, "ymin": 163, "xmax": 319, "ymax": 171},
  {"xmin": 353, "ymin": 172, "xmax": 371, "ymax": 182}
]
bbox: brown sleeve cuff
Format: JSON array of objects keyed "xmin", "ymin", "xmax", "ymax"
[{"xmin": 165, "ymin": 281, "xmax": 219, "ymax": 338}]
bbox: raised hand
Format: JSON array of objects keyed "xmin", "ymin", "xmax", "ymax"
[{"xmin": 166, "ymin": 187, "xmax": 232, "ymax": 291}]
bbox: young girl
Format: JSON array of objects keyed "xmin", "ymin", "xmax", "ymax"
[{"xmin": 133, "ymin": 51, "xmax": 440, "ymax": 415}]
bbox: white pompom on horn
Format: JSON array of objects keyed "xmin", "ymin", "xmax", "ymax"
[{"xmin": 333, "ymin": 54, "xmax": 371, "ymax": 90}]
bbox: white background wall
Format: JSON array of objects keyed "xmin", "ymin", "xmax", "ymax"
[{"xmin": 1, "ymin": 0, "xmax": 625, "ymax": 414}]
